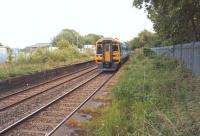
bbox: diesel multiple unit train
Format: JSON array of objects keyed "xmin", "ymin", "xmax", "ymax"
[{"xmin": 95, "ymin": 37, "xmax": 130, "ymax": 71}]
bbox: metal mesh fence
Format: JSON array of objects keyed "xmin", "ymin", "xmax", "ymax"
[{"xmin": 151, "ymin": 41, "xmax": 200, "ymax": 76}]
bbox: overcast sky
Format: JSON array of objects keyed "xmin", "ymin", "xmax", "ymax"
[{"xmin": 0, "ymin": 0, "xmax": 153, "ymax": 48}]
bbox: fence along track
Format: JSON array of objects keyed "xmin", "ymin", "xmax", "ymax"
[
  {"xmin": 151, "ymin": 41, "xmax": 200, "ymax": 76},
  {"xmin": 0, "ymin": 65, "xmax": 97, "ymax": 112},
  {"xmin": 0, "ymin": 72, "xmax": 113, "ymax": 136}
]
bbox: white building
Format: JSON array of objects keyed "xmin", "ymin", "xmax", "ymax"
[
  {"xmin": 0, "ymin": 47, "xmax": 8, "ymax": 64},
  {"xmin": 80, "ymin": 45, "xmax": 96, "ymax": 53},
  {"xmin": 24, "ymin": 43, "xmax": 58, "ymax": 53}
]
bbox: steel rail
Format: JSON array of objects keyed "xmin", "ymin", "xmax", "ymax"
[
  {"xmin": 46, "ymin": 73, "xmax": 114, "ymax": 136},
  {"xmin": 0, "ymin": 64, "xmax": 96, "ymax": 100},
  {"xmin": 0, "ymin": 71, "xmax": 102, "ymax": 135},
  {"xmin": 0, "ymin": 66, "xmax": 97, "ymax": 111}
]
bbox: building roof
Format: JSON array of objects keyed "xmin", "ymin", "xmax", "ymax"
[{"xmin": 28, "ymin": 43, "xmax": 51, "ymax": 48}]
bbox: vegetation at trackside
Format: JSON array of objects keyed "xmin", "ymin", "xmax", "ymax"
[
  {"xmin": 127, "ymin": 29, "xmax": 161, "ymax": 50},
  {"xmin": 0, "ymin": 46, "xmax": 94, "ymax": 80},
  {"xmin": 0, "ymin": 28, "xmax": 100, "ymax": 80},
  {"xmin": 86, "ymin": 49, "xmax": 200, "ymax": 136},
  {"xmin": 133, "ymin": 0, "xmax": 200, "ymax": 45},
  {"xmin": 128, "ymin": 0, "xmax": 200, "ymax": 49}
]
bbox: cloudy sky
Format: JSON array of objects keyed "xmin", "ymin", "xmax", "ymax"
[{"xmin": 0, "ymin": 0, "xmax": 153, "ymax": 48}]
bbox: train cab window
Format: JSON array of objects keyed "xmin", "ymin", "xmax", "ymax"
[
  {"xmin": 97, "ymin": 44, "xmax": 102, "ymax": 54},
  {"xmin": 112, "ymin": 45, "xmax": 118, "ymax": 51}
]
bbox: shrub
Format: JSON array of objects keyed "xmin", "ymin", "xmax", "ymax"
[
  {"xmin": 143, "ymin": 48, "xmax": 154, "ymax": 56},
  {"xmin": 0, "ymin": 45, "xmax": 93, "ymax": 80}
]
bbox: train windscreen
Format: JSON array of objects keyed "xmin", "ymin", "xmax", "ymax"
[
  {"xmin": 112, "ymin": 44, "xmax": 118, "ymax": 51},
  {"xmin": 97, "ymin": 44, "xmax": 103, "ymax": 54}
]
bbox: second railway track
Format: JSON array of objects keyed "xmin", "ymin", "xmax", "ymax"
[
  {"xmin": 0, "ymin": 71, "xmax": 114, "ymax": 136},
  {"xmin": 0, "ymin": 65, "xmax": 97, "ymax": 111},
  {"xmin": 0, "ymin": 66, "xmax": 99, "ymax": 131}
]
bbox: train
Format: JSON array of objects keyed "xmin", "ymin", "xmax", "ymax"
[{"xmin": 95, "ymin": 37, "xmax": 130, "ymax": 71}]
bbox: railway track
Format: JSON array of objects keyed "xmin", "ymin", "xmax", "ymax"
[
  {"xmin": 0, "ymin": 65, "xmax": 97, "ymax": 111},
  {"xmin": 0, "ymin": 65, "xmax": 99, "ymax": 131},
  {"xmin": 0, "ymin": 72, "xmax": 114, "ymax": 136},
  {"xmin": 0, "ymin": 64, "xmax": 96, "ymax": 100}
]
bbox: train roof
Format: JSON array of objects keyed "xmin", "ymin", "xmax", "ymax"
[{"xmin": 96, "ymin": 37, "xmax": 120, "ymax": 43}]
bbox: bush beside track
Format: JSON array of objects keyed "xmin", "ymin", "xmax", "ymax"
[
  {"xmin": 86, "ymin": 49, "xmax": 200, "ymax": 136},
  {"xmin": 0, "ymin": 47, "xmax": 94, "ymax": 80}
]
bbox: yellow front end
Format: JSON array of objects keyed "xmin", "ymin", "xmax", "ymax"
[
  {"xmin": 95, "ymin": 54, "xmax": 102, "ymax": 63},
  {"xmin": 95, "ymin": 38, "xmax": 121, "ymax": 71},
  {"xmin": 112, "ymin": 51, "xmax": 120, "ymax": 64}
]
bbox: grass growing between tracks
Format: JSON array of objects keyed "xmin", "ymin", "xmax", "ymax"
[{"xmin": 85, "ymin": 49, "xmax": 200, "ymax": 136}]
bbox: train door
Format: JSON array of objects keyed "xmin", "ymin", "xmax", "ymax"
[
  {"xmin": 103, "ymin": 43, "xmax": 112, "ymax": 67},
  {"xmin": 104, "ymin": 43, "xmax": 112, "ymax": 62}
]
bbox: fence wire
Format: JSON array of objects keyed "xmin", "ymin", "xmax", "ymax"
[{"xmin": 151, "ymin": 41, "xmax": 200, "ymax": 76}]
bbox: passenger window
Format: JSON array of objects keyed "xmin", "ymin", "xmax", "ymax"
[
  {"xmin": 112, "ymin": 45, "xmax": 118, "ymax": 51},
  {"xmin": 97, "ymin": 45, "xmax": 102, "ymax": 54}
]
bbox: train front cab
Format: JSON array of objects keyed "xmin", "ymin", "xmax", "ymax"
[{"xmin": 96, "ymin": 40, "xmax": 120, "ymax": 71}]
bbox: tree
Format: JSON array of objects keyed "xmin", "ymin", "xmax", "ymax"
[
  {"xmin": 127, "ymin": 29, "xmax": 161, "ymax": 49},
  {"xmin": 55, "ymin": 38, "xmax": 72, "ymax": 49},
  {"xmin": 52, "ymin": 29, "xmax": 83, "ymax": 48},
  {"xmin": 83, "ymin": 34, "xmax": 103, "ymax": 45},
  {"xmin": 133, "ymin": 0, "xmax": 200, "ymax": 45},
  {"xmin": 0, "ymin": 43, "xmax": 3, "ymax": 46}
]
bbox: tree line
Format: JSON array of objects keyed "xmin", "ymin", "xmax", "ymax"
[
  {"xmin": 127, "ymin": 29, "xmax": 162, "ymax": 50},
  {"xmin": 132, "ymin": 0, "xmax": 200, "ymax": 45},
  {"xmin": 0, "ymin": 28, "xmax": 158, "ymax": 51},
  {"xmin": 52, "ymin": 29, "xmax": 103, "ymax": 48},
  {"xmin": 53, "ymin": 28, "xmax": 161, "ymax": 50}
]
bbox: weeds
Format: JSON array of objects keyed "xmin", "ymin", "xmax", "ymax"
[
  {"xmin": 86, "ymin": 49, "xmax": 200, "ymax": 136},
  {"xmin": 0, "ymin": 47, "xmax": 94, "ymax": 80}
]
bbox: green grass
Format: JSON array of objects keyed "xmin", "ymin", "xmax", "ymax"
[
  {"xmin": 86, "ymin": 49, "xmax": 200, "ymax": 136},
  {"xmin": 0, "ymin": 47, "xmax": 94, "ymax": 80}
]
